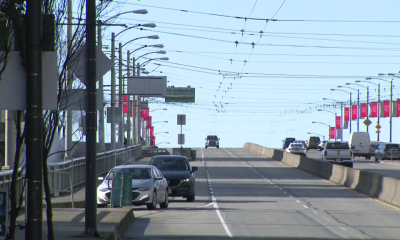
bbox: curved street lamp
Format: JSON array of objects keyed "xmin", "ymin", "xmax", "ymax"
[
  {"xmin": 331, "ymin": 88, "xmax": 353, "ymax": 134},
  {"xmin": 347, "ymin": 82, "xmax": 369, "ymax": 133},
  {"xmin": 116, "ymin": 23, "xmax": 157, "ymax": 38},
  {"xmin": 103, "ymin": 9, "xmax": 148, "ymax": 23},
  {"xmin": 312, "ymin": 121, "xmax": 330, "ymax": 140},
  {"xmin": 153, "ymin": 121, "xmax": 168, "ymax": 124},
  {"xmin": 122, "ymin": 35, "xmax": 160, "ymax": 48},
  {"xmin": 155, "ymin": 132, "xmax": 169, "ymax": 135}
]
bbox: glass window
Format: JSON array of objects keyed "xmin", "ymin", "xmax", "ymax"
[
  {"xmin": 325, "ymin": 142, "xmax": 349, "ymax": 149},
  {"xmin": 151, "ymin": 158, "xmax": 189, "ymax": 171}
]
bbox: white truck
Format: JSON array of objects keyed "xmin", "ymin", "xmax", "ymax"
[
  {"xmin": 320, "ymin": 141, "xmax": 353, "ymax": 168},
  {"xmin": 349, "ymin": 132, "xmax": 370, "ymax": 159}
]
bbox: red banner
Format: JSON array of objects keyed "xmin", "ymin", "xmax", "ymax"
[
  {"xmin": 397, "ymin": 99, "xmax": 400, "ymax": 117},
  {"xmin": 146, "ymin": 116, "xmax": 152, "ymax": 129},
  {"xmin": 335, "ymin": 116, "xmax": 341, "ymax": 129},
  {"xmin": 370, "ymin": 102, "xmax": 378, "ymax": 118},
  {"xmin": 344, "ymin": 107, "xmax": 350, "ymax": 121},
  {"xmin": 383, "ymin": 100, "xmax": 391, "ymax": 117},
  {"xmin": 140, "ymin": 109, "xmax": 149, "ymax": 118},
  {"xmin": 150, "ymin": 126, "xmax": 154, "ymax": 137},
  {"xmin": 123, "ymin": 95, "xmax": 128, "ymax": 113},
  {"xmin": 360, "ymin": 103, "xmax": 368, "ymax": 118},
  {"xmin": 351, "ymin": 105, "xmax": 358, "ymax": 120},
  {"xmin": 330, "ymin": 127, "xmax": 335, "ymax": 139}
]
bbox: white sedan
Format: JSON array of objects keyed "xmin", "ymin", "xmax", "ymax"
[
  {"xmin": 286, "ymin": 143, "xmax": 307, "ymax": 156},
  {"xmin": 97, "ymin": 164, "xmax": 169, "ymax": 209}
]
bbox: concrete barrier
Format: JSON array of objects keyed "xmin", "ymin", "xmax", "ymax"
[{"xmin": 243, "ymin": 142, "xmax": 400, "ymax": 208}]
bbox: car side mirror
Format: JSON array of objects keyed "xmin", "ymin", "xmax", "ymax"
[
  {"xmin": 98, "ymin": 177, "xmax": 104, "ymax": 181},
  {"xmin": 192, "ymin": 166, "xmax": 198, "ymax": 172}
]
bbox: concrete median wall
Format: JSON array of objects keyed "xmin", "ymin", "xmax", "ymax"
[{"xmin": 244, "ymin": 142, "xmax": 400, "ymax": 208}]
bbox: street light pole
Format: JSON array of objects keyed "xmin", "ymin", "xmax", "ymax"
[
  {"xmin": 127, "ymin": 50, "xmax": 131, "ymax": 146},
  {"xmin": 390, "ymin": 78, "xmax": 393, "ymax": 142},
  {"xmin": 110, "ymin": 33, "xmax": 116, "ymax": 149},
  {"xmin": 118, "ymin": 43, "xmax": 124, "ymax": 146}
]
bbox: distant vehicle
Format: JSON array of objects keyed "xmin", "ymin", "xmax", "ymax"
[
  {"xmin": 294, "ymin": 140, "xmax": 307, "ymax": 148},
  {"xmin": 349, "ymin": 132, "xmax": 370, "ymax": 159},
  {"xmin": 307, "ymin": 136, "xmax": 321, "ymax": 150},
  {"xmin": 205, "ymin": 135, "xmax": 220, "ymax": 148},
  {"xmin": 286, "ymin": 143, "xmax": 307, "ymax": 156},
  {"xmin": 317, "ymin": 141, "xmax": 328, "ymax": 151},
  {"xmin": 320, "ymin": 141, "xmax": 353, "ymax": 168},
  {"xmin": 374, "ymin": 143, "xmax": 400, "ymax": 161},
  {"xmin": 149, "ymin": 155, "xmax": 198, "ymax": 202},
  {"xmin": 369, "ymin": 141, "xmax": 382, "ymax": 158},
  {"xmin": 282, "ymin": 137, "xmax": 296, "ymax": 149},
  {"xmin": 97, "ymin": 165, "xmax": 169, "ymax": 209}
]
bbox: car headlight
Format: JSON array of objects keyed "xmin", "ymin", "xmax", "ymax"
[
  {"xmin": 182, "ymin": 178, "xmax": 191, "ymax": 182},
  {"xmin": 216, "ymin": 141, "xmax": 219, "ymax": 144},
  {"xmin": 98, "ymin": 188, "xmax": 110, "ymax": 192},
  {"xmin": 138, "ymin": 187, "xmax": 151, "ymax": 191}
]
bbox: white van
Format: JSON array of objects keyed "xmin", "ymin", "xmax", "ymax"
[{"xmin": 348, "ymin": 132, "xmax": 370, "ymax": 159}]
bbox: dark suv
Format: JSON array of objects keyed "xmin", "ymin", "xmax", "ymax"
[
  {"xmin": 149, "ymin": 155, "xmax": 198, "ymax": 202},
  {"xmin": 205, "ymin": 135, "xmax": 219, "ymax": 148},
  {"xmin": 282, "ymin": 137, "xmax": 295, "ymax": 149}
]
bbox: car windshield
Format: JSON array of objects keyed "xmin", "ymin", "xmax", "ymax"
[
  {"xmin": 286, "ymin": 138, "xmax": 295, "ymax": 142},
  {"xmin": 151, "ymin": 158, "xmax": 189, "ymax": 171},
  {"xmin": 310, "ymin": 137, "xmax": 320, "ymax": 142},
  {"xmin": 290, "ymin": 144, "xmax": 303, "ymax": 148},
  {"xmin": 325, "ymin": 142, "xmax": 349, "ymax": 149},
  {"xmin": 207, "ymin": 136, "xmax": 218, "ymax": 140},
  {"xmin": 108, "ymin": 167, "xmax": 152, "ymax": 180},
  {"xmin": 386, "ymin": 144, "xmax": 400, "ymax": 149}
]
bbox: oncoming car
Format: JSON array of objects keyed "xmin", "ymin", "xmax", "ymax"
[
  {"xmin": 97, "ymin": 165, "xmax": 169, "ymax": 209},
  {"xmin": 205, "ymin": 135, "xmax": 220, "ymax": 148},
  {"xmin": 285, "ymin": 143, "xmax": 307, "ymax": 156},
  {"xmin": 149, "ymin": 155, "xmax": 198, "ymax": 202}
]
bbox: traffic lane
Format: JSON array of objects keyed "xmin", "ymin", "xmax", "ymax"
[
  {"xmin": 205, "ymin": 148, "xmax": 400, "ymax": 239},
  {"xmin": 123, "ymin": 151, "xmax": 230, "ymax": 239},
  {"xmin": 306, "ymin": 149, "xmax": 400, "ymax": 180}
]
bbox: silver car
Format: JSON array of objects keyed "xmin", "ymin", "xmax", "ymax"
[
  {"xmin": 97, "ymin": 165, "xmax": 169, "ymax": 209},
  {"xmin": 286, "ymin": 143, "xmax": 307, "ymax": 157},
  {"xmin": 374, "ymin": 143, "xmax": 400, "ymax": 161}
]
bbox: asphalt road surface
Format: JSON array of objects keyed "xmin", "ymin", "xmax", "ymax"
[
  {"xmin": 306, "ymin": 149, "xmax": 400, "ymax": 180},
  {"xmin": 122, "ymin": 148, "xmax": 400, "ymax": 240}
]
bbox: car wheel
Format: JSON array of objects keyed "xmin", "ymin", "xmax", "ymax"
[
  {"xmin": 217, "ymin": 146, "xmax": 219, "ymax": 149},
  {"xmin": 160, "ymin": 190, "xmax": 169, "ymax": 209},
  {"xmin": 205, "ymin": 146, "xmax": 208, "ymax": 148},
  {"xmin": 186, "ymin": 189, "xmax": 195, "ymax": 202},
  {"xmin": 147, "ymin": 191, "xmax": 157, "ymax": 210}
]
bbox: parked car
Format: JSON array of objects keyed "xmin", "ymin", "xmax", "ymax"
[
  {"xmin": 97, "ymin": 165, "xmax": 169, "ymax": 209},
  {"xmin": 307, "ymin": 136, "xmax": 321, "ymax": 150},
  {"xmin": 317, "ymin": 141, "xmax": 327, "ymax": 151},
  {"xmin": 282, "ymin": 137, "xmax": 296, "ymax": 149},
  {"xmin": 286, "ymin": 143, "xmax": 307, "ymax": 156},
  {"xmin": 149, "ymin": 155, "xmax": 198, "ymax": 202},
  {"xmin": 374, "ymin": 143, "xmax": 400, "ymax": 161},
  {"xmin": 205, "ymin": 135, "xmax": 220, "ymax": 148},
  {"xmin": 320, "ymin": 141, "xmax": 353, "ymax": 168},
  {"xmin": 349, "ymin": 131, "xmax": 370, "ymax": 159},
  {"xmin": 294, "ymin": 140, "xmax": 307, "ymax": 148}
]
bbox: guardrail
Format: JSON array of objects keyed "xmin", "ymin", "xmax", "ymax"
[{"xmin": 0, "ymin": 144, "xmax": 142, "ymax": 206}]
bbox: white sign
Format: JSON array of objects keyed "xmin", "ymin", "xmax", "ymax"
[{"xmin": 127, "ymin": 76, "xmax": 167, "ymax": 96}]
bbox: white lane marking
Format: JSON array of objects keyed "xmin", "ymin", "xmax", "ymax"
[
  {"xmin": 323, "ymin": 217, "xmax": 331, "ymax": 222},
  {"xmin": 340, "ymin": 226, "xmax": 347, "ymax": 231},
  {"xmin": 295, "ymin": 200, "xmax": 301, "ymax": 203},
  {"xmin": 202, "ymin": 149, "xmax": 233, "ymax": 238},
  {"xmin": 303, "ymin": 205, "xmax": 309, "ymax": 209},
  {"xmin": 289, "ymin": 195, "xmax": 293, "ymax": 198},
  {"xmin": 313, "ymin": 211, "xmax": 318, "ymax": 214}
]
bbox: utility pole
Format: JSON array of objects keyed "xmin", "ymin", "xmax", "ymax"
[
  {"xmin": 340, "ymin": 102, "xmax": 343, "ymax": 141},
  {"xmin": 26, "ymin": 0, "xmax": 43, "ymax": 238},
  {"xmin": 97, "ymin": 21, "xmax": 105, "ymax": 151},
  {"xmin": 84, "ymin": 0, "xmax": 99, "ymax": 235},
  {"xmin": 389, "ymin": 79, "xmax": 393, "ymax": 142},
  {"xmin": 127, "ymin": 50, "xmax": 131, "ymax": 146},
  {"xmin": 66, "ymin": 0, "xmax": 73, "ymax": 158},
  {"xmin": 377, "ymin": 83, "xmax": 380, "ymax": 141},
  {"xmin": 349, "ymin": 92, "xmax": 352, "ymax": 134},
  {"xmin": 110, "ymin": 33, "xmax": 116, "ymax": 149},
  {"xmin": 118, "ymin": 43, "xmax": 123, "ymax": 146},
  {"xmin": 137, "ymin": 63, "xmax": 142, "ymax": 144},
  {"xmin": 366, "ymin": 86, "xmax": 369, "ymax": 132},
  {"xmin": 132, "ymin": 57, "xmax": 137, "ymax": 145},
  {"xmin": 357, "ymin": 89, "xmax": 360, "ymax": 131}
]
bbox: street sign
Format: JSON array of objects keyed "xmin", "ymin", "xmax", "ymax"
[
  {"xmin": 376, "ymin": 130, "xmax": 381, "ymax": 133},
  {"xmin": 178, "ymin": 134, "xmax": 185, "ymax": 144},
  {"xmin": 177, "ymin": 114, "xmax": 186, "ymax": 125},
  {"xmin": 0, "ymin": 189, "xmax": 8, "ymax": 237},
  {"xmin": 165, "ymin": 87, "xmax": 195, "ymax": 103},
  {"xmin": 363, "ymin": 119, "xmax": 372, "ymax": 126},
  {"xmin": 69, "ymin": 44, "xmax": 113, "ymax": 86},
  {"xmin": 127, "ymin": 76, "xmax": 167, "ymax": 96},
  {"xmin": 375, "ymin": 124, "xmax": 381, "ymax": 129}
]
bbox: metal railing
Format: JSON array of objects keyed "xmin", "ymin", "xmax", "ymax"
[{"xmin": 0, "ymin": 144, "xmax": 143, "ymax": 207}]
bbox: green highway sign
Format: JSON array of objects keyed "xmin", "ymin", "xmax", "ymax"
[{"xmin": 165, "ymin": 87, "xmax": 195, "ymax": 103}]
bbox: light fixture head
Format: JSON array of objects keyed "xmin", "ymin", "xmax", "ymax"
[
  {"xmin": 378, "ymin": 73, "xmax": 385, "ymax": 76},
  {"xmin": 151, "ymin": 44, "xmax": 164, "ymax": 48},
  {"xmin": 330, "ymin": 89, "xmax": 335, "ymax": 91},
  {"xmin": 159, "ymin": 57, "xmax": 169, "ymax": 60},
  {"xmin": 337, "ymin": 85, "xmax": 342, "ymax": 88},
  {"xmin": 147, "ymin": 35, "xmax": 159, "ymax": 39},
  {"xmin": 132, "ymin": 9, "xmax": 148, "ymax": 14},
  {"xmin": 355, "ymin": 80, "xmax": 361, "ymax": 82},
  {"xmin": 156, "ymin": 50, "xmax": 166, "ymax": 54},
  {"xmin": 322, "ymin": 98, "xmax": 327, "ymax": 100},
  {"xmin": 345, "ymin": 83, "xmax": 351, "ymax": 85},
  {"xmin": 365, "ymin": 78, "xmax": 371, "ymax": 80},
  {"xmin": 140, "ymin": 23, "xmax": 156, "ymax": 28}
]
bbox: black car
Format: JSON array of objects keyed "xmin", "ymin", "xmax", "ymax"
[
  {"xmin": 149, "ymin": 155, "xmax": 198, "ymax": 202},
  {"xmin": 282, "ymin": 137, "xmax": 295, "ymax": 149},
  {"xmin": 205, "ymin": 135, "xmax": 220, "ymax": 148}
]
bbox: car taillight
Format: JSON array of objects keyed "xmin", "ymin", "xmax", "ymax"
[{"xmin": 324, "ymin": 151, "xmax": 327, "ymax": 156}]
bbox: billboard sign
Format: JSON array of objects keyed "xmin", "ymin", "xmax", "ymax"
[
  {"xmin": 383, "ymin": 100, "xmax": 391, "ymax": 117},
  {"xmin": 335, "ymin": 116, "xmax": 341, "ymax": 129},
  {"xmin": 344, "ymin": 107, "xmax": 350, "ymax": 121},
  {"xmin": 351, "ymin": 105, "xmax": 358, "ymax": 120},
  {"xmin": 330, "ymin": 127, "xmax": 335, "ymax": 139},
  {"xmin": 360, "ymin": 103, "xmax": 368, "ymax": 118},
  {"xmin": 370, "ymin": 102, "xmax": 378, "ymax": 118}
]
